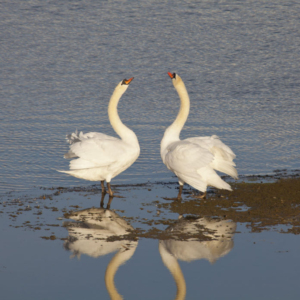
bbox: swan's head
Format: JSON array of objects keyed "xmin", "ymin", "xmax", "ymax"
[
  {"xmin": 121, "ymin": 77, "xmax": 134, "ymax": 85},
  {"xmin": 116, "ymin": 77, "xmax": 134, "ymax": 92},
  {"xmin": 168, "ymin": 72, "xmax": 183, "ymax": 87}
]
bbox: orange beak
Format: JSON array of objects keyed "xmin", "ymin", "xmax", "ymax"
[
  {"xmin": 168, "ymin": 72, "xmax": 174, "ymax": 79},
  {"xmin": 124, "ymin": 77, "xmax": 134, "ymax": 84}
]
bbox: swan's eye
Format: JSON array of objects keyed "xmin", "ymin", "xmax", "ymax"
[
  {"xmin": 121, "ymin": 79, "xmax": 127, "ymax": 85},
  {"xmin": 173, "ymin": 73, "xmax": 176, "ymax": 78}
]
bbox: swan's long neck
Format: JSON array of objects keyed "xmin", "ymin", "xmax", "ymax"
[
  {"xmin": 105, "ymin": 245, "xmax": 137, "ymax": 300},
  {"xmin": 161, "ymin": 78, "xmax": 190, "ymax": 156},
  {"xmin": 170, "ymin": 81, "xmax": 190, "ymax": 137},
  {"xmin": 159, "ymin": 242, "xmax": 186, "ymax": 300},
  {"xmin": 105, "ymin": 251, "xmax": 124, "ymax": 300},
  {"xmin": 108, "ymin": 85, "xmax": 138, "ymax": 144}
]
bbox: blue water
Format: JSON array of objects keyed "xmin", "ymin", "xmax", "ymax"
[
  {"xmin": 1, "ymin": 0, "xmax": 300, "ymax": 192},
  {"xmin": 1, "ymin": 184, "xmax": 300, "ymax": 300},
  {"xmin": 1, "ymin": 4, "xmax": 300, "ymax": 298}
]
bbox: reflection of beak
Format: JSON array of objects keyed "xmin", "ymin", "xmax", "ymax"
[
  {"xmin": 168, "ymin": 72, "xmax": 174, "ymax": 79},
  {"xmin": 124, "ymin": 77, "xmax": 134, "ymax": 85}
]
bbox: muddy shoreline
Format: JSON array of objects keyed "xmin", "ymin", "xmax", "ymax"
[{"xmin": 1, "ymin": 171, "xmax": 300, "ymax": 241}]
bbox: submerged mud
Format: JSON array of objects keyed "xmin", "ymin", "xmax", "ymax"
[
  {"xmin": 1, "ymin": 173, "xmax": 300, "ymax": 241},
  {"xmin": 163, "ymin": 177, "xmax": 300, "ymax": 234}
]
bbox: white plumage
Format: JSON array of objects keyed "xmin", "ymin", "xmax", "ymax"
[
  {"xmin": 58, "ymin": 78, "xmax": 140, "ymax": 196},
  {"xmin": 159, "ymin": 217, "xmax": 236, "ymax": 299},
  {"xmin": 161, "ymin": 72, "xmax": 238, "ymax": 199},
  {"xmin": 64, "ymin": 207, "xmax": 138, "ymax": 299}
]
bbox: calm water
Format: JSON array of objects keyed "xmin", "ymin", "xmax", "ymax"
[
  {"xmin": 1, "ymin": 2, "xmax": 300, "ymax": 299},
  {"xmin": 1, "ymin": 184, "xmax": 300, "ymax": 300},
  {"xmin": 1, "ymin": 0, "xmax": 300, "ymax": 192}
]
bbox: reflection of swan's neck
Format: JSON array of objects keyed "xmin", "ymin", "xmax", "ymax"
[
  {"xmin": 105, "ymin": 246, "xmax": 137, "ymax": 300},
  {"xmin": 161, "ymin": 77, "xmax": 190, "ymax": 155},
  {"xmin": 108, "ymin": 84, "xmax": 138, "ymax": 144},
  {"xmin": 159, "ymin": 242, "xmax": 186, "ymax": 300}
]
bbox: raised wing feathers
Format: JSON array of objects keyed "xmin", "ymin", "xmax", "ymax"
[
  {"xmin": 186, "ymin": 135, "xmax": 238, "ymax": 179},
  {"xmin": 66, "ymin": 130, "xmax": 118, "ymax": 145},
  {"xmin": 186, "ymin": 135, "xmax": 236, "ymax": 160},
  {"xmin": 65, "ymin": 131, "xmax": 127, "ymax": 170}
]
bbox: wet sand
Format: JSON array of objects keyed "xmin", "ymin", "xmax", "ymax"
[
  {"xmin": 1, "ymin": 173, "xmax": 300, "ymax": 300},
  {"xmin": 1, "ymin": 172, "xmax": 299, "ymax": 240}
]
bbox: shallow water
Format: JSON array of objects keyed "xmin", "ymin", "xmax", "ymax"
[
  {"xmin": 1, "ymin": 1, "xmax": 300, "ymax": 299},
  {"xmin": 1, "ymin": 183, "xmax": 300, "ymax": 300},
  {"xmin": 1, "ymin": 0, "xmax": 300, "ymax": 192}
]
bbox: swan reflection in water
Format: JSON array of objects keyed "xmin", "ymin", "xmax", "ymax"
[
  {"xmin": 159, "ymin": 216, "xmax": 236, "ymax": 300},
  {"xmin": 63, "ymin": 207, "xmax": 138, "ymax": 300}
]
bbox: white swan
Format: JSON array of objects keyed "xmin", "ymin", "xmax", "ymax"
[
  {"xmin": 64, "ymin": 207, "xmax": 138, "ymax": 300},
  {"xmin": 161, "ymin": 72, "xmax": 238, "ymax": 199},
  {"xmin": 59, "ymin": 78, "xmax": 140, "ymax": 196},
  {"xmin": 159, "ymin": 217, "xmax": 236, "ymax": 300}
]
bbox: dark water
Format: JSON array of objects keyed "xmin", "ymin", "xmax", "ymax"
[{"xmin": 1, "ymin": 0, "xmax": 300, "ymax": 192}]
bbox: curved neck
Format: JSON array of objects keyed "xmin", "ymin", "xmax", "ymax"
[
  {"xmin": 105, "ymin": 245, "xmax": 136, "ymax": 300},
  {"xmin": 161, "ymin": 80, "xmax": 190, "ymax": 156},
  {"xmin": 105, "ymin": 252, "xmax": 124, "ymax": 300},
  {"xmin": 159, "ymin": 243, "xmax": 186, "ymax": 300},
  {"xmin": 108, "ymin": 86, "xmax": 138, "ymax": 144},
  {"xmin": 171, "ymin": 81, "xmax": 190, "ymax": 137}
]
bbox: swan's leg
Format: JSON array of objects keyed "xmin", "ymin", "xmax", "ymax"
[
  {"xmin": 101, "ymin": 181, "xmax": 106, "ymax": 194},
  {"xmin": 193, "ymin": 191, "xmax": 207, "ymax": 199},
  {"xmin": 100, "ymin": 192, "xmax": 106, "ymax": 208},
  {"xmin": 177, "ymin": 184, "xmax": 183, "ymax": 200},
  {"xmin": 164, "ymin": 184, "xmax": 184, "ymax": 201},
  {"xmin": 106, "ymin": 182, "xmax": 124, "ymax": 198},
  {"xmin": 106, "ymin": 195, "xmax": 114, "ymax": 210},
  {"xmin": 200, "ymin": 191, "xmax": 207, "ymax": 199},
  {"xmin": 107, "ymin": 182, "xmax": 114, "ymax": 196}
]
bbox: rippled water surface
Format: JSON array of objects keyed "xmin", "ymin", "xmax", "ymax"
[
  {"xmin": 1, "ymin": 0, "xmax": 299, "ymax": 192},
  {"xmin": 1, "ymin": 2, "xmax": 300, "ymax": 299}
]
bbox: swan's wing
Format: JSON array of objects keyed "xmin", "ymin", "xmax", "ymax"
[
  {"xmin": 164, "ymin": 141, "xmax": 214, "ymax": 192},
  {"xmin": 165, "ymin": 141, "xmax": 214, "ymax": 174},
  {"xmin": 66, "ymin": 136, "xmax": 128, "ymax": 170},
  {"xmin": 186, "ymin": 135, "xmax": 238, "ymax": 179},
  {"xmin": 64, "ymin": 131, "xmax": 119, "ymax": 159},
  {"xmin": 66, "ymin": 131, "xmax": 118, "ymax": 145},
  {"xmin": 186, "ymin": 135, "xmax": 236, "ymax": 160}
]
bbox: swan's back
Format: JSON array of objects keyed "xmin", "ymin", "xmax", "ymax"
[
  {"xmin": 163, "ymin": 135, "xmax": 237, "ymax": 192},
  {"xmin": 64, "ymin": 131, "xmax": 119, "ymax": 159},
  {"xmin": 186, "ymin": 135, "xmax": 238, "ymax": 179}
]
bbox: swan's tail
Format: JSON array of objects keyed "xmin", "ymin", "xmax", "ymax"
[
  {"xmin": 211, "ymin": 146, "xmax": 238, "ymax": 179},
  {"xmin": 63, "ymin": 130, "xmax": 83, "ymax": 159},
  {"xmin": 197, "ymin": 167, "xmax": 232, "ymax": 191},
  {"xmin": 213, "ymin": 160, "xmax": 238, "ymax": 180},
  {"xmin": 57, "ymin": 170, "xmax": 73, "ymax": 175},
  {"xmin": 66, "ymin": 130, "xmax": 83, "ymax": 145},
  {"xmin": 175, "ymin": 172, "xmax": 208, "ymax": 193},
  {"xmin": 57, "ymin": 168, "xmax": 98, "ymax": 181}
]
